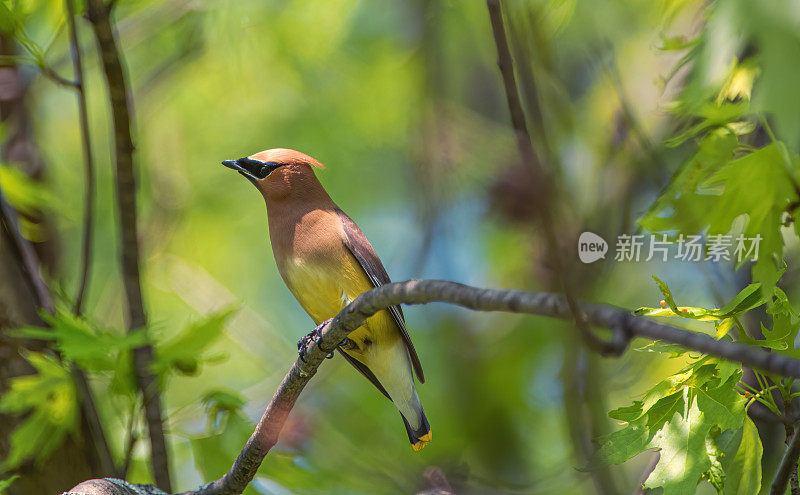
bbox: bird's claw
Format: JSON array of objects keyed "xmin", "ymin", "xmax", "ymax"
[{"xmin": 298, "ymin": 318, "xmax": 347, "ymax": 363}]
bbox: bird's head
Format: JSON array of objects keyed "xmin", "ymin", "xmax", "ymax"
[{"xmin": 222, "ymin": 148, "xmax": 326, "ymax": 201}]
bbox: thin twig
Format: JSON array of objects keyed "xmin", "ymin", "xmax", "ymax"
[
  {"xmin": 85, "ymin": 0, "xmax": 171, "ymax": 490},
  {"xmin": 173, "ymin": 279, "xmax": 800, "ymax": 495},
  {"xmin": 486, "ymin": 0, "xmax": 624, "ymax": 356},
  {"xmin": 120, "ymin": 398, "xmax": 140, "ymax": 479},
  {"xmin": 0, "ymin": 188, "xmax": 53, "ymax": 312},
  {"xmin": 39, "ymin": 62, "xmax": 80, "ymax": 88},
  {"xmin": 66, "ymin": 0, "xmax": 95, "ymax": 317},
  {"xmin": 0, "ymin": 54, "xmax": 80, "ymax": 88}
]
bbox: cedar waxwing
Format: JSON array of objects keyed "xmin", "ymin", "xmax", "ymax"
[{"xmin": 222, "ymin": 148, "xmax": 431, "ymax": 451}]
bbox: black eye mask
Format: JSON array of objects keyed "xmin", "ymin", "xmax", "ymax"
[{"xmin": 222, "ymin": 158, "xmax": 283, "ymax": 181}]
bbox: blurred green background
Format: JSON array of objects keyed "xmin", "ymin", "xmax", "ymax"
[{"xmin": 2, "ymin": 0, "xmax": 800, "ymax": 493}]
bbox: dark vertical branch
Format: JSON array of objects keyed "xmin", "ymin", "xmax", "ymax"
[
  {"xmin": 0, "ymin": 35, "xmax": 115, "ymax": 488},
  {"xmin": 0, "ymin": 177, "xmax": 114, "ymax": 479},
  {"xmin": 64, "ymin": 0, "xmax": 117, "ymax": 476},
  {"xmin": 771, "ymin": 428, "xmax": 800, "ymax": 495},
  {"xmin": 85, "ymin": 0, "xmax": 172, "ymax": 490},
  {"xmin": 66, "ymin": 0, "xmax": 96, "ymax": 316},
  {"xmin": 0, "ymin": 190, "xmax": 52, "ymax": 312},
  {"xmin": 485, "ymin": 0, "xmax": 625, "ymax": 354},
  {"xmin": 781, "ymin": 398, "xmax": 800, "ymax": 495},
  {"xmin": 486, "ymin": 2, "xmax": 623, "ymax": 492}
]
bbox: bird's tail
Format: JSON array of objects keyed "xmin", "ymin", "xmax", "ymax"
[{"xmin": 401, "ymin": 409, "xmax": 432, "ymax": 451}]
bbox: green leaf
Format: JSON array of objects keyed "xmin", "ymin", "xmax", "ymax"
[
  {"xmin": 0, "ymin": 2, "xmax": 15, "ymax": 35},
  {"xmin": 0, "ymin": 475, "xmax": 19, "ymax": 494},
  {"xmin": 703, "ymin": 144, "xmax": 796, "ymax": 288},
  {"xmin": 720, "ymin": 416, "xmax": 762, "ymax": 494},
  {"xmin": 640, "ymin": 129, "xmax": 738, "ymax": 234},
  {"xmin": 202, "ymin": 388, "xmax": 247, "ymax": 427},
  {"xmin": 635, "ymin": 341, "xmax": 691, "ymax": 358},
  {"xmin": 703, "ymin": 428, "xmax": 726, "ymax": 493},
  {"xmin": 715, "ymin": 318, "xmax": 734, "ymax": 339},
  {"xmin": 644, "ymin": 391, "xmax": 713, "ymax": 494},
  {"xmin": 153, "ymin": 307, "xmax": 238, "ymax": 379},
  {"xmin": 11, "ymin": 310, "xmax": 148, "ymax": 375},
  {"xmin": 600, "ymin": 359, "xmax": 749, "ymax": 493},
  {"xmin": 636, "ymin": 277, "xmax": 768, "ymax": 323},
  {"xmin": 0, "ymin": 164, "xmax": 56, "ymax": 214},
  {"xmin": 0, "ymin": 352, "xmax": 78, "ymax": 471}
]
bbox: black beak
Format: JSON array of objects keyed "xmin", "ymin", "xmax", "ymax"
[{"xmin": 222, "ymin": 157, "xmax": 282, "ymax": 184}]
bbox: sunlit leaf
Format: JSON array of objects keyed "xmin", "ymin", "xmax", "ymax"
[
  {"xmin": 0, "ymin": 351, "xmax": 78, "ymax": 470},
  {"xmin": 152, "ymin": 307, "xmax": 238, "ymax": 379},
  {"xmin": 0, "ymin": 164, "xmax": 56, "ymax": 217},
  {"xmin": 11, "ymin": 310, "xmax": 148, "ymax": 374},
  {"xmin": 600, "ymin": 359, "xmax": 747, "ymax": 493},
  {"xmin": 634, "ymin": 277, "xmax": 767, "ymax": 322},
  {"xmin": 719, "ymin": 416, "xmax": 762, "ymax": 494},
  {"xmin": 0, "ymin": 475, "xmax": 19, "ymax": 494}
]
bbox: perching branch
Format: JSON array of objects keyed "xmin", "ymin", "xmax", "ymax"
[
  {"xmin": 65, "ymin": 279, "xmax": 800, "ymax": 494},
  {"xmin": 85, "ymin": 0, "xmax": 172, "ymax": 490},
  {"xmin": 173, "ymin": 279, "xmax": 800, "ymax": 495}
]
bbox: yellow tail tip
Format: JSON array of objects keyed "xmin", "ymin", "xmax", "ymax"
[{"xmin": 411, "ymin": 430, "xmax": 432, "ymax": 451}]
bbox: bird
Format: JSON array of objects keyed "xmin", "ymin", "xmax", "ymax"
[{"xmin": 222, "ymin": 148, "xmax": 431, "ymax": 451}]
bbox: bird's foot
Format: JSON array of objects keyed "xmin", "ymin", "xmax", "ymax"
[{"xmin": 298, "ymin": 318, "xmax": 348, "ymax": 363}]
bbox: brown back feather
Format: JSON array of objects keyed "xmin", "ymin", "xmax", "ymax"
[{"xmin": 335, "ymin": 209, "xmax": 425, "ymax": 383}]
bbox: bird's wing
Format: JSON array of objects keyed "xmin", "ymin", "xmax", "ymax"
[
  {"xmin": 336, "ymin": 348, "xmax": 391, "ymax": 400},
  {"xmin": 335, "ymin": 208, "xmax": 425, "ymax": 383}
]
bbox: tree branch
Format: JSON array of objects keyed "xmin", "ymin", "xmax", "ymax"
[
  {"xmin": 486, "ymin": 0, "xmax": 624, "ymax": 356},
  {"xmin": 85, "ymin": 0, "xmax": 172, "ymax": 490},
  {"xmin": 166, "ymin": 279, "xmax": 800, "ymax": 495},
  {"xmin": 0, "ymin": 38, "xmax": 115, "ymax": 478},
  {"xmin": 66, "ymin": 0, "xmax": 96, "ymax": 317},
  {"xmin": 39, "ymin": 62, "xmax": 80, "ymax": 88},
  {"xmin": 66, "ymin": 279, "xmax": 800, "ymax": 493},
  {"xmin": 771, "ymin": 427, "xmax": 800, "ymax": 495},
  {"xmin": 0, "ymin": 188, "xmax": 53, "ymax": 313},
  {"xmin": 0, "ymin": 185, "xmax": 115, "ymax": 476}
]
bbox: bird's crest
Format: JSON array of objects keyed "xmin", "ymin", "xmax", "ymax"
[{"xmin": 248, "ymin": 148, "xmax": 326, "ymax": 169}]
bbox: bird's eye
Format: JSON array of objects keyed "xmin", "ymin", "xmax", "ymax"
[{"xmin": 259, "ymin": 165, "xmax": 269, "ymax": 178}]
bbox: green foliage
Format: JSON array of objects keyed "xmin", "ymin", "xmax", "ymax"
[
  {"xmin": 0, "ymin": 164, "xmax": 55, "ymax": 216},
  {"xmin": 202, "ymin": 388, "xmax": 247, "ymax": 424},
  {"xmin": 0, "ymin": 352, "xmax": 78, "ymax": 472},
  {"xmin": 2, "ymin": 0, "xmax": 799, "ymax": 491},
  {"xmin": 643, "ymin": 0, "xmax": 800, "ymax": 302},
  {"xmin": 151, "ymin": 307, "xmax": 237, "ymax": 380},
  {"xmin": 598, "ymin": 354, "xmax": 759, "ymax": 494},
  {"xmin": 640, "ymin": 139, "xmax": 799, "ymax": 293},
  {"xmin": 0, "ymin": 475, "xmax": 19, "ymax": 494},
  {"xmin": 634, "ymin": 276, "xmax": 766, "ymax": 323},
  {"xmin": 11, "ymin": 310, "xmax": 147, "ymax": 397},
  {"xmin": 0, "ymin": 163, "xmax": 57, "ymax": 241}
]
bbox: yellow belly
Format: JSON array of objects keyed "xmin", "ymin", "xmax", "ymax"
[{"xmin": 279, "ymin": 254, "xmax": 400, "ymax": 355}]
